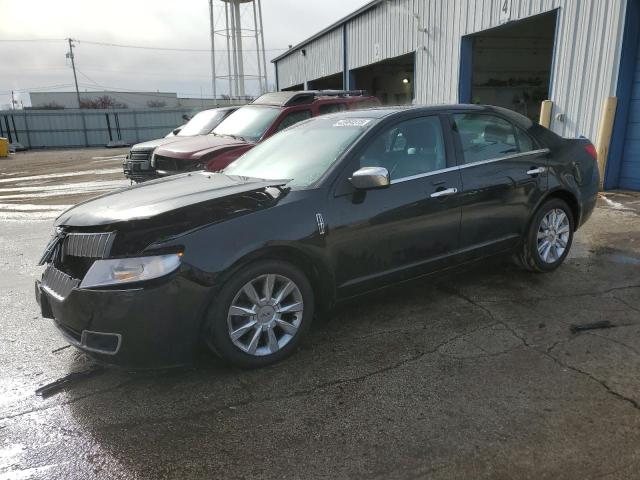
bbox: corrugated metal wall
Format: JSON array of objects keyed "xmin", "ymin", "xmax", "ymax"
[
  {"xmin": 274, "ymin": 0, "xmax": 628, "ymax": 143},
  {"xmin": 0, "ymin": 108, "xmax": 197, "ymax": 148},
  {"xmin": 346, "ymin": 0, "xmax": 420, "ymax": 70},
  {"xmin": 276, "ymin": 28, "xmax": 344, "ymax": 88}
]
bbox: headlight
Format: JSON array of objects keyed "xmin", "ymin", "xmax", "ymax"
[{"xmin": 79, "ymin": 254, "xmax": 181, "ymax": 289}]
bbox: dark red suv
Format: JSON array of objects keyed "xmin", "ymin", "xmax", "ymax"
[{"xmin": 148, "ymin": 90, "xmax": 379, "ymax": 177}]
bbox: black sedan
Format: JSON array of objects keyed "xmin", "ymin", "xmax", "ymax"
[{"xmin": 35, "ymin": 105, "xmax": 599, "ymax": 368}]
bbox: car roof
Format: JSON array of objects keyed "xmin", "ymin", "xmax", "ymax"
[
  {"xmin": 321, "ymin": 104, "xmax": 533, "ymax": 127},
  {"xmin": 252, "ymin": 90, "xmax": 375, "ymax": 107}
]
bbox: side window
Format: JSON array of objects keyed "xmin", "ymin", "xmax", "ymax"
[
  {"xmin": 515, "ymin": 128, "xmax": 536, "ymax": 152},
  {"xmin": 359, "ymin": 116, "xmax": 447, "ymax": 181},
  {"xmin": 319, "ymin": 103, "xmax": 347, "ymax": 115},
  {"xmin": 453, "ymin": 114, "xmax": 519, "ymax": 164},
  {"xmin": 275, "ymin": 110, "xmax": 312, "ymax": 132}
]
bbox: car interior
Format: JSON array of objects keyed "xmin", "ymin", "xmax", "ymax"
[
  {"xmin": 454, "ymin": 114, "xmax": 519, "ymax": 163},
  {"xmin": 360, "ymin": 116, "xmax": 447, "ymax": 180}
]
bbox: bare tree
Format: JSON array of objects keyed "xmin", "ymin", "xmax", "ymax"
[
  {"xmin": 37, "ymin": 102, "xmax": 64, "ymax": 110},
  {"xmin": 146, "ymin": 100, "xmax": 167, "ymax": 108},
  {"xmin": 80, "ymin": 95, "xmax": 128, "ymax": 109}
]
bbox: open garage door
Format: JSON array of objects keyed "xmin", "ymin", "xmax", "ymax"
[
  {"xmin": 461, "ymin": 11, "xmax": 558, "ymax": 122},
  {"xmin": 308, "ymin": 73, "xmax": 343, "ymax": 90},
  {"xmin": 350, "ymin": 52, "xmax": 414, "ymax": 105},
  {"xmin": 282, "ymin": 84, "xmax": 304, "ymax": 92}
]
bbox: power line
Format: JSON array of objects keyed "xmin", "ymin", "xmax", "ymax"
[
  {"xmin": 0, "ymin": 38, "xmax": 66, "ymax": 43},
  {"xmin": 0, "ymin": 84, "xmax": 75, "ymax": 95},
  {"xmin": 76, "ymin": 38, "xmax": 287, "ymax": 53},
  {"xmin": 0, "ymin": 37, "xmax": 288, "ymax": 53}
]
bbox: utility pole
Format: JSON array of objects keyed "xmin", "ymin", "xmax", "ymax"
[
  {"xmin": 208, "ymin": 0, "xmax": 217, "ymax": 104},
  {"xmin": 10, "ymin": 90, "xmax": 15, "ymax": 110},
  {"xmin": 66, "ymin": 38, "xmax": 88, "ymax": 146},
  {"xmin": 257, "ymin": 0, "xmax": 268, "ymax": 93},
  {"xmin": 66, "ymin": 38, "xmax": 82, "ymax": 108}
]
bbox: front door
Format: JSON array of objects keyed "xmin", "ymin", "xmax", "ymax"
[
  {"xmin": 328, "ymin": 115, "xmax": 463, "ymax": 297},
  {"xmin": 450, "ymin": 112, "xmax": 549, "ymax": 253}
]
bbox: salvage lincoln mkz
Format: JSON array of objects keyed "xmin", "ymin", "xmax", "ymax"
[{"xmin": 35, "ymin": 105, "xmax": 599, "ymax": 368}]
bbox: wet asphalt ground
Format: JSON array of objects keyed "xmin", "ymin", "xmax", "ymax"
[{"xmin": 1, "ymin": 148, "xmax": 640, "ymax": 479}]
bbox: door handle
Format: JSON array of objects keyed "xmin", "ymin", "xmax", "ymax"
[
  {"xmin": 430, "ymin": 187, "xmax": 458, "ymax": 198},
  {"xmin": 527, "ymin": 166, "xmax": 547, "ymax": 176}
]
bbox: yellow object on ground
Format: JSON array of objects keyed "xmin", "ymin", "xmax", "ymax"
[
  {"xmin": 0, "ymin": 137, "xmax": 8, "ymax": 157},
  {"xmin": 539, "ymin": 100, "xmax": 553, "ymax": 128},
  {"xmin": 596, "ymin": 96, "xmax": 617, "ymax": 189}
]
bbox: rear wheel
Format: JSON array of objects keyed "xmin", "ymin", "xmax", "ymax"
[
  {"xmin": 204, "ymin": 260, "xmax": 314, "ymax": 368},
  {"xmin": 518, "ymin": 198, "xmax": 574, "ymax": 272}
]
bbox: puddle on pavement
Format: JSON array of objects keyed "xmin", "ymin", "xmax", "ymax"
[
  {"xmin": 0, "ymin": 211, "xmax": 67, "ymax": 221},
  {"xmin": 0, "ymin": 168, "xmax": 122, "ymax": 185},
  {"xmin": 0, "ymin": 180, "xmax": 128, "ymax": 196},
  {"xmin": 580, "ymin": 246, "xmax": 640, "ymax": 265},
  {"xmin": 91, "ymin": 154, "xmax": 127, "ymax": 160},
  {"xmin": 0, "ymin": 204, "xmax": 72, "ymax": 211}
]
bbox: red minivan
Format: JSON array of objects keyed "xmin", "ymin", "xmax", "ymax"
[{"xmin": 145, "ymin": 90, "xmax": 379, "ymax": 178}]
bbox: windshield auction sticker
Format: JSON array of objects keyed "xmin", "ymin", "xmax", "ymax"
[{"xmin": 333, "ymin": 119, "xmax": 372, "ymax": 127}]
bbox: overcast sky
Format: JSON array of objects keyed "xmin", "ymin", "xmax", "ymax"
[{"xmin": 0, "ymin": 0, "xmax": 371, "ymax": 108}]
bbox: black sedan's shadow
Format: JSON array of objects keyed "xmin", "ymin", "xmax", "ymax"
[{"xmin": 63, "ymin": 255, "xmax": 539, "ymax": 478}]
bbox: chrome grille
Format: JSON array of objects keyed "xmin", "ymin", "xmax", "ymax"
[
  {"xmin": 63, "ymin": 232, "xmax": 115, "ymax": 259},
  {"xmin": 42, "ymin": 265, "xmax": 80, "ymax": 300},
  {"xmin": 129, "ymin": 150, "xmax": 152, "ymax": 161}
]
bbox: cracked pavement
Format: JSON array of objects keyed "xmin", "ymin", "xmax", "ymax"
[{"xmin": 1, "ymin": 151, "xmax": 639, "ymax": 479}]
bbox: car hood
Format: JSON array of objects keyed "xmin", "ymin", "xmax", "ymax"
[
  {"xmin": 130, "ymin": 136, "xmax": 191, "ymax": 152},
  {"xmin": 55, "ymin": 172, "xmax": 289, "ymax": 228},
  {"xmin": 153, "ymin": 135, "xmax": 249, "ymax": 160}
]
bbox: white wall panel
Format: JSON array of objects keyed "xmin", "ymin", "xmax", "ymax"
[{"xmin": 276, "ymin": 28, "xmax": 343, "ymax": 89}]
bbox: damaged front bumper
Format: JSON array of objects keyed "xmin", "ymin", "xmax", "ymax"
[
  {"xmin": 123, "ymin": 162, "xmax": 159, "ymax": 183},
  {"xmin": 35, "ymin": 271, "xmax": 211, "ymax": 368}
]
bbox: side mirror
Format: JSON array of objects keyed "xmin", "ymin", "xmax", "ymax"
[
  {"xmin": 349, "ymin": 167, "xmax": 390, "ymax": 190},
  {"xmin": 172, "ymin": 128, "xmax": 182, "ymax": 135}
]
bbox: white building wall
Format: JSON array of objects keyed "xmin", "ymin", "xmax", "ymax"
[
  {"xmin": 273, "ymin": 0, "xmax": 628, "ymax": 143},
  {"xmin": 346, "ymin": 0, "xmax": 421, "ymax": 70},
  {"xmin": 276, "ymin": 27, "xmax": 344, "ymax": 89}
]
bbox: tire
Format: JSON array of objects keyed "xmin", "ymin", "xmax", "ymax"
[
  {"xmin": 203, "ymin": 260, "xmax": 314, "ymax": 368},
  {"xmin": 517, "ymin": 198, "xmax": 575, "ymax": 272}
]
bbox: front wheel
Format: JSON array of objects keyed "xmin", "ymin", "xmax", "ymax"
[
  {"xmin": 204, "ymin": 260, "xmax": 314, "ymax": 368},
  {"xmin": 518, "ymin": 198, "xmax": 575, "ymax": 272}
]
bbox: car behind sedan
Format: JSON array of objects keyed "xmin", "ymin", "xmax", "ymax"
[
  {"xmin": 123, "ymin": 106, "xmax": 238, "ymax": 182},
  {"xmin": 36, "ymin": 105, "xmax": 599, "ymax": 368}
]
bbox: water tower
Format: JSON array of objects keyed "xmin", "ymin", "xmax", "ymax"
[{"xmin": 208, "ymin": 0, "xmax": 268, "ymax": 100}]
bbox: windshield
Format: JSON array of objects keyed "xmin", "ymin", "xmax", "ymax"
[
  {"xmin": 178, "ymin": 110, "xmax": 227, "ymax": 136},
  {"xmin": 213, "ymin": 105, "xmax": 281, "ymax": 142},
  {"xmin": 224, "ymin": 117, "xmax": 374, "ymax": 188}
]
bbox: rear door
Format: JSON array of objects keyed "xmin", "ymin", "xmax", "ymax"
[
  {"xmin": 329, "ymin": 114, "xmax": 463, "ymax": 296},
  {"xmin": 451, "ymin": 112, "xmax": 549, "ymax": 252}
]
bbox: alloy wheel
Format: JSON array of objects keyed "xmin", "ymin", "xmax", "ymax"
[
  {"xmin": 226, "ymin": 274, "xmax": 304, "ymax": 356},
  {"xmin": 537, "ymin": 208, "xmax": 570, "ymax": 264}
]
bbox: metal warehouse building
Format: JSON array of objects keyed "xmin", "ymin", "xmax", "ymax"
[{"xmin": 272, "ymin": 0, "xmax": 640, "ymax": 190}]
